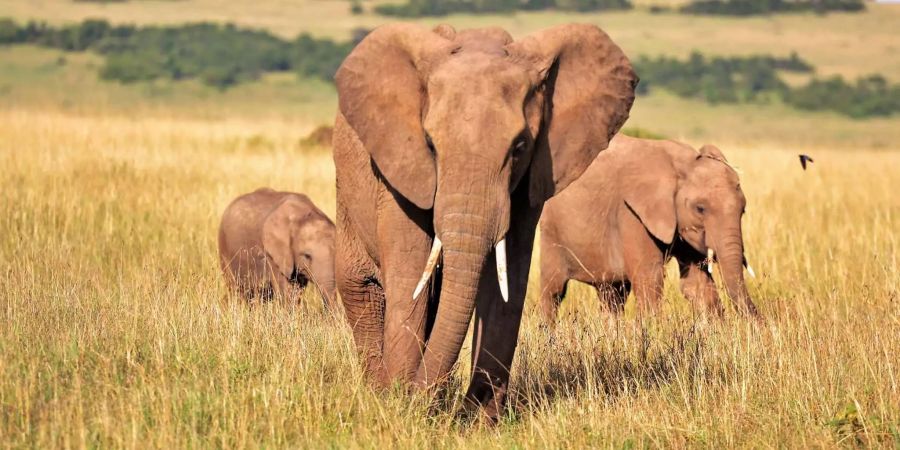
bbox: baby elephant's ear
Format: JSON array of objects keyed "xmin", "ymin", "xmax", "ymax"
[
  {"xmin": 621, "ymin": 146, "xmax": 678, "ymax": 244},
  {"xmin": 699, "ymin": 144, "xmax": 728, "ymax": 161},
  {"xmin": 262, "ymin": 212, "xmax": 295, "ymax": 280}
]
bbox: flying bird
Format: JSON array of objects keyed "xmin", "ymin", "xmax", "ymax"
[{"xmin": 799, "ymin": 154, "xmax": 814, "ymax": 170}]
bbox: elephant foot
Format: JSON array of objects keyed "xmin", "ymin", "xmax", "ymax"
[{"xmin": 463, "ymin": 371, "xmax": 508, "ymax": 424}]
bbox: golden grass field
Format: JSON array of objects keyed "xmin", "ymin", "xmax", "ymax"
[
  {"xmin": 1, "ymin": 0, "xmax": 899, "ymax": 447},
  {"xmin": 1, "ymin": 107, "xmax": 897, "ymax": 447}
]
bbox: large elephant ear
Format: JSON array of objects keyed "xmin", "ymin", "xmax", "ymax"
[
  {"xmin": 620, "ymin": 144, "xmax": 678, "ymax": 244},
  {"xmin": 507, "ymin": 24, "xmax": 638, "ymax": 205},
  {"xmin": 335, "ymin": 24, "xmax": 453, "ymax": 210}
]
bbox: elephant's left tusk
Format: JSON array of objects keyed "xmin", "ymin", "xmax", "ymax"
[
  {"xmin": 496, "ymin": 238, "xmax": 509, "ymax": 302},
  {"xmin": 707, "ymin": 248, "xmax": 715, "ymax": 274},
  {"xmin": 412, "ymin": 238, "xmax": 442, "ymax": 300}
]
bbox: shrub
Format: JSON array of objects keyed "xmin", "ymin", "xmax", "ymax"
[
  {"xmin": 634, "ymin": 52, "xmax": 811, "ymax": 104},
  {"xmin": 0, "ymin": 18, "xmax": 354, "ymax": 89},
  {"xmin": 99, "ymin": 51, "xmax": 167, "ymax": 83},
  {"xmin": 374, "ymin": 0, "xmax": 631, "ymax": 17},
  {"xmin": 785, "ymin": 75, "xmax": 900, "ymax": 118},
  {"xmin": 680, "ymin": 0, "xmax": 864, "ymax": 16},
  {"xmin": 0, "ymin": 18, "xmax": 24, "ymax": 44}
]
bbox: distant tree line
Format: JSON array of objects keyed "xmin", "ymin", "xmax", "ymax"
[
  {"xmin": 785, "ymin": 75, "xmax": 900, "ymax": 119},
  {"xmin": 374, "ymin": 0, "xmax": 631, "ymax": 17},
  {"xmin": 370, "ymin": 0, "xmax": 862, "ymax": 16},
  {"xmin": 634, "ymin": 52, "xmax": 899, "ymax": 118},
  {"xmin": 1, "ymin": 18, "xmax": 896, "ymax": 117},
  {"xmin": 0, "ymin": 18, "xmax": 360, "ymax": 89},
  {"xmin": 634, "ymin": 52, "xmax": 811, "ymax": 104},
  {"xmin": 679, "ymin": 0, "xmax": 864, "ymax": 15}
]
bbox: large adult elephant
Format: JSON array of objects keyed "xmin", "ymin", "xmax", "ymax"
[{"xmin": 332, "ymin": 23, "xmax": 637, "ymax": 418}]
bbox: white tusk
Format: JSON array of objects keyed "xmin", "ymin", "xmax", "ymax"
[
  {"xmin": 496, "ymin": 238, "xmax": 509, "ymax": 302},
  {"xmin": 412, "ymin": 238, "xmax": 442, "ymax": 300},
  {"xmin": 707, "ymin": 248, "xmax": 715, "ymax": 274},
  {"xmin": 745, "ymin": 262, "xmax": 756, "ymax": 278}
]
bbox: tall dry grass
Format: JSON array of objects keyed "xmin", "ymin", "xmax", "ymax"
[{"xmin": 1, "ymin": 109, "xmax": 898, "ymax": 448}]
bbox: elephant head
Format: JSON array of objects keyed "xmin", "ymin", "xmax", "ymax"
[
  {"xmin": 623, "ymin": 142, "xmax": 757, "ymax": 316},
  {"xmin": 262, "ymin": 206, "xmax": 337, "ymax": 308},
  {"xmin": 335, "ymin": 23, "xmax": 637, "ymax": 386}
]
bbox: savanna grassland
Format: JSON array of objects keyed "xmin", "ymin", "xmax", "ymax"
[{"xmin": 1, "ymin": 1, "xmax": 899, "ymax": 448}]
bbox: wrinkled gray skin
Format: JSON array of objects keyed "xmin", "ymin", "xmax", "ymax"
[
  {"xmin": 218, "ymin": 188, "xmax": 336, "ymax": 307},
  {"xmin": 332, "ymin": 22, "xmax": 637, "ymax": 420},
  {"xmin": 539, "ymin": 135, "xmax": 760, "ymax": 323}
]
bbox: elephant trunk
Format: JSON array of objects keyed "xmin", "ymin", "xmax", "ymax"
[
  {"xmin": 314, "ymin": 261, "xmax": 337, "ymax": 310},
  {"xmin": 714, "ymin": 228, "xmax": 758, "ymax": 317},
  {"xmin": 414, "ymin": 186, "xmax": 500, "ymax": 388}
]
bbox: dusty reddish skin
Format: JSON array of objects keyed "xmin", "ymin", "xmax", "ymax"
[
  {"xmin": 218, "ymin": 188, "xmax": 336, "ymax": 308},
  {"xmin": 539, "ymin": 135, "xmax": 760, "ymax": 324},
  {"xmin": 332, "ymin": 22, "xmax": 637, "ymax": 419}
]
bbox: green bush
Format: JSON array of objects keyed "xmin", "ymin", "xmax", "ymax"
[
  {"xmin": 635, "ymin": 51, "xmax": 899, "ymax": 118},
  {"xmin": 99, "ymin": 51, "xmax": 167, "ymax": 83},
  {"xmin": 680, "ymin": 0, "xmax": 864, "ymax": 16},
  {"xmin": 0, "ymin": 18, "xmax": 355, "ymax": 89},
  {"xmin": 634, "ymin": 52, "xmax": 807, "ymax": 104},
  {"xmin": 374, "ymin": 0, "xmax": 630, "ymax": 17},
  {"xmin": 785, "ymin": 75, "xmax": 900, "ymax": 118},
  {"xmin": 0, "ymin": 18, "xmax": 24, "ymax": 43}
]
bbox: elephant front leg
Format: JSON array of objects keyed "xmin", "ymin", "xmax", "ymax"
[
  {"xmin": 336, "ymin": 218, "xmax": 388, "ymax": 385},
  {"xmin": 677, "ymin": 258, "xmax": 723, "ymax": 318},
  {"xmin": 620, "ymin": 208, "xmax": 665, "ymax": 320},
  {"xmin": 378, "ymin": 192, "xmax": 435, "ymax": 383},
  {"xmin": 538, "ymin": 252, "xmax": 568, "ymax": 329},
  {"xmin": 465, "ymin": 200, "xmax": 541, "ymax": 421}
]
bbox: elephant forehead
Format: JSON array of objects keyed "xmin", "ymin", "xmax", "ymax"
[
  {"xmin": 692, "ymin": 159, "xmax": 741, "ymax": 186},
  {"xmin": 428, "ymin": 54, "xmax": 531, "ymax": 98}
]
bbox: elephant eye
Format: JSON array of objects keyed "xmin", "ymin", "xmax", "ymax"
[
  {"xmin": 512, "ymin": 135, "xmax": 528, "ymax": 155},
  {"xmin": 514, "ymin": 141, "xmax": 526, "ymax": 153},
  {"xmin": 695, "ymin": 204, "xmax": 706, "ymax": 215}
]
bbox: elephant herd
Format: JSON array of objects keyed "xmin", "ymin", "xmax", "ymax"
[{"xmin": 216, "ymin": 22, "xmax": 760, "ymax": 421}]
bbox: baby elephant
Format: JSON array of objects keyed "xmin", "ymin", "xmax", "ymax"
[
  {"xmin": 539, "ymin": 135, "xmax": 759, "ymax": 324},
  {"xmin": 218, "ymin": 188, "xmax": 336, "ymax": 307}
]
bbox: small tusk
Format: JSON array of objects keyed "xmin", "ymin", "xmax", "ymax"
[
  {"xmin": 412, "ymin": 238, "xmax": 442, "ymax": 300},
  {"xmin": 744, "ymin": 261, "xmax": 756, "ymax": 278},
  {"xmin": 707, "ymin": 248, "xmax": 715, "ymax": 274},
  {"xmin": 496, "ymin": 238, "xmax": 509, "ymax": 302}
]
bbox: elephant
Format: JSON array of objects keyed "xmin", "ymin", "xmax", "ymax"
[
  {"xmin": 539, "ymin": 135, "xmax": 760, "ymax": 324},
  {"xmin": 218, "ymin": 188, "xmax": 336, "ymax": 308},
  {"xmin": 332, "ymin": 22, "xmax": 637, "ymax": 418}
]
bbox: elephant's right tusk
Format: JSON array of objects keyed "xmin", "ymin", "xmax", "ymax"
[
  {"xmin": 744, "ymin": 259, "xmax": 756, "ymax": 278},
  {"xmin": 412, "ymin": 238, "xmax": 442, "ymax": 300},
  {"xmin": 706, "ymin": 248, "xmax": 715, "ymax": 274},
  {"xmin": 496, "ymin": 238, "xmax": 509, "ymax": 302}
]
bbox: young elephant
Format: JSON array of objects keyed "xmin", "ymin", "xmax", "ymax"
[
  {"xmin": 218, "ymin": 188, "xmax": 336, "ymax": 307},
  {"xmin": 539, "ymin": 135, "xmax": 759, "ymax": 324}
]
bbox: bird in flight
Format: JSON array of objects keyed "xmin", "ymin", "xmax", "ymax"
[{"xmin": 799, "ymin": 154, "xmax": 814, "ymax": 170}]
